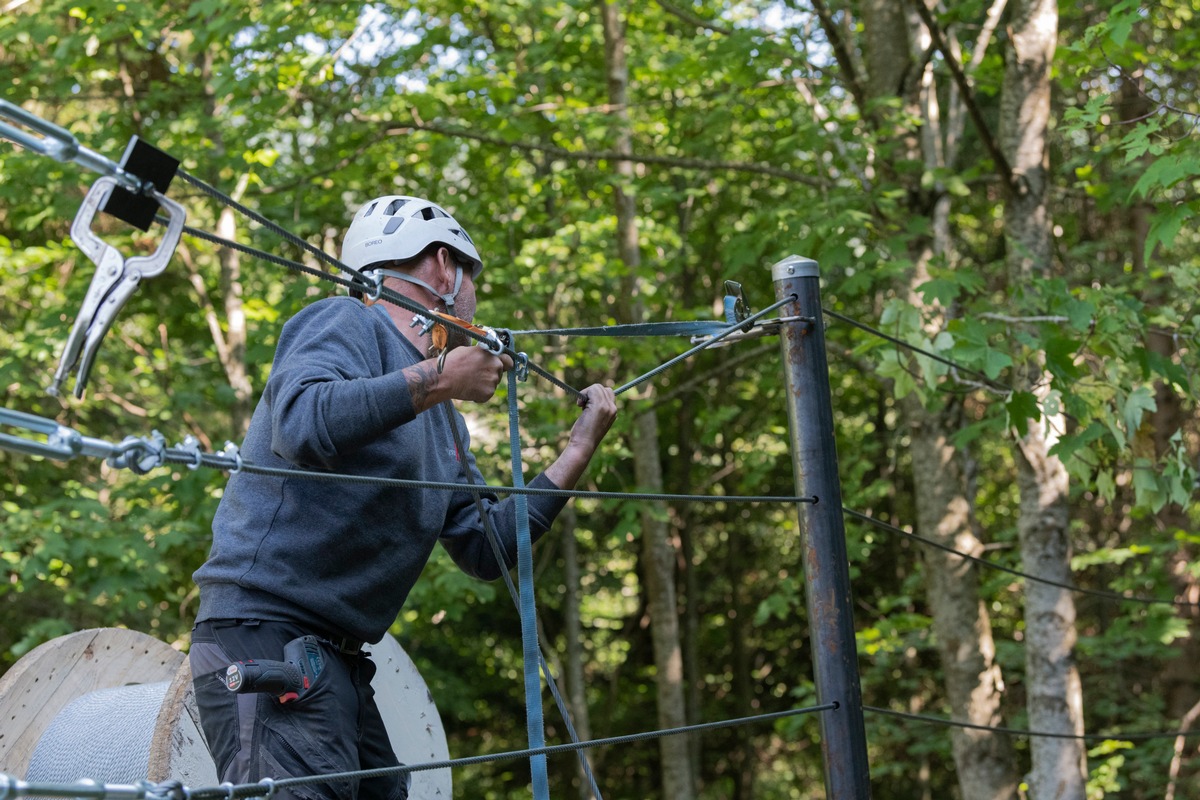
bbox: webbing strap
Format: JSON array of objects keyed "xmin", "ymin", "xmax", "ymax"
[
  {"xmin": 442, "ymin": 403, "xmax": 604, "ymax": 798},
  {"xmin": 509, "ymin": 319, "xmax": 730, "ymax": 338},
  {"xmin": 508, "ymin": 366, "xmax": 549, "ymax": 799}
]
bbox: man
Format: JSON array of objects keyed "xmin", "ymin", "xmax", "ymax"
[{"xmin": 189, "ymin": 195, "xmax": 617, "ymax": 800}]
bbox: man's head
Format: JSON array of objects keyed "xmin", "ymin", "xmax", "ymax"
[{"xmin": 341, "ymin": 196, "xmax": 482, "ymax": 316}]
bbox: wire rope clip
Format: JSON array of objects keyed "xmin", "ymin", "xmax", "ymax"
[
  {"xmin": 178, "ymin": 434, "xmax": 204, "ymax": 470},
  {"xmin": 48, "ymin": 176, "xmax": 187, "ymax": 399},
  {"xmin": 108, "ymin": 431, "xmax": 166, "ymax": 474},
  {"xmin": 219, "ymin": 441, "xmax": 243, "ymax": 474},
  {"xmin": 409, "ymin": 311, "xmax": 437, "ymax": 337}
]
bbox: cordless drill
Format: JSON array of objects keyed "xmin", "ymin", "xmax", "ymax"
[{"xmin": 223, "ymin": 635, "xmax": 324, "ymax": 703}]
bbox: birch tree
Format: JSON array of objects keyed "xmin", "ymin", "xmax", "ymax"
[{"xmin": 999, "ymin": 0, "xmax": 1087, "ymax": 796}]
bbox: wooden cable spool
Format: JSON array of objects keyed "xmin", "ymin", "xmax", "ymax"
[{"xmin": 0, "ymin": 628, "xmax": 450, "ymax": 796}]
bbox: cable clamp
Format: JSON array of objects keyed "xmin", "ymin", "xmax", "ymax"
[
  {"xmin": 109, "ymin": 431, "xmax": 166, "ymax": 474},
  {"xmin": 145, "ymin": 780, "xmax": 188, "ymax": 800},
  {"xmin": 219, "ymin": 441, "xmax": 243, "ymax": 474},
  {"xmin": 409, "ymin": 312, "xmax": 437, "ymax": 337},
  {"xmin": 724, "ymin": 280, "xmax": 754, "ymax": 332},
  {"xmin": 219, "ymin": 783, "xmax": 235, "ymax": 800},
  {"xmin": 515, "ymin": 352, "xmax": 529, "ymax": 381},
  {"xmin": 178, "ymin": 435, "xmax": 204, "ymax": 469},
  {"xmin": 257, "ymin": 778, "xmax": 276, "ymax": 800}
]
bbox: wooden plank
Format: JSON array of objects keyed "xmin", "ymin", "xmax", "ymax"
[{"xmin": 0, "ymin": 628, "xmax": 183, "ymax": 776}]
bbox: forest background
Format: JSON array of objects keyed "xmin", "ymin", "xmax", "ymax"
[{"xmin": 1, "ymin": 1, "xmax": 1198, "ymax": 799}]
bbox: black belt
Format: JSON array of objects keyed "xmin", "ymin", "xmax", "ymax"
[
  {"xmin": 323, "ymin": 634, "xmax": 364, "ymax": 655},
  {"xmin": 198, "ymin": 619, "xmax": 363, "ymax": 655},
  {"xmin": 309, "ymin": 626, "xmax": 364, "ymax": 655}
]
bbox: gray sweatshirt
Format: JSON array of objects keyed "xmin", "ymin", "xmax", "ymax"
[{"xmin": 193, "ymin": 297, "xmax": 566, "ymax": 644}]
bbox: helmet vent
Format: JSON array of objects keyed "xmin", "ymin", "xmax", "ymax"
[
  {"xmin": 363, "ymin": 201, "xmax": 379, "ymax": 217},
  {"xmin": 450, "ymin": 228, "xmax": 474, "ymax": 245},
  {"xmin": 420, "ymin": 206, "xmax": 451, "ymax": 220},
  {"xmin": 384, "ymin": 198, "xmax": 411, "ymax": 216},
  {"xmin": 382, "ymin": 217, "xmax": 406, "ymax": 235}
]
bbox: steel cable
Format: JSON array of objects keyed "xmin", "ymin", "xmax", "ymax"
[{"xmin": 844, "ymin": 507, "xmax": 1200, "ymax": 608}]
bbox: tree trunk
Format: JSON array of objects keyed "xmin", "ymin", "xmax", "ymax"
[
  {"xmin": 200, "ymin": 48, "xmax": 253, "ymax": 436},
  {"xmin": 599, "ymin": 2, "xmax": 695, "ymax": 797},
  {"xmin": 1000, "ymin": 1, "xmax": 1087, "ymax": 797},
  {"xmin": 909, "ymin": 397, "xmax": 1019, "ymax": 800},
  {"xmin": 857, "ymin": 3, "xmax": 1021, "ymax": 796},
  {"xmin": 216, "ymin": 205, "xmax": 253, "ymax": 435}
]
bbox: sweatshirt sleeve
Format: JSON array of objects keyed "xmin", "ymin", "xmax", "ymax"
[
  {"xmin": 438, "ymin": 435, "xmax": 569, "ymax": 581},
  {"xmin": 264, "ymin": 299, "xmax": 418, "ymax": 469}
]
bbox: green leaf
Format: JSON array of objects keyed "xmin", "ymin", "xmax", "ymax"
[
  {"xmin": 1006, "ymin": 391, "xmax": 1040, "ymax": 437},
  {"xmin": 983, "ymin": 348, "xmax": 1013, "ymax": 380},
  {"xmin": 1121, "ymin": 386, "xmax": 1157, "ymax": 435}
]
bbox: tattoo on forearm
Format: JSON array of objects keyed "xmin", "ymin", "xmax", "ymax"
[{"xmin": 406, "ymin": 363, "xmax": 439, "ymax": 409}]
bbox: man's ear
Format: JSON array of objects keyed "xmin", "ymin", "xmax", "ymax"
[{"xmin": 431, "ymin": 246, "xmax": 456, "ymax": 292}]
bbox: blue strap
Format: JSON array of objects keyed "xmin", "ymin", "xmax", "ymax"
[
  {"xmin": 509, "ymin": 319, "xmax": 730, "ymax": 338},
  {"xmin": 507, "ymin": 366, "xmax": 549, "ymax": 799}
]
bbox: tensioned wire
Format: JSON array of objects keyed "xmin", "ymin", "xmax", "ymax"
[
  {"xmin": 37, "ymin": 428, "xmax": 1194, "ymax": 608},
  {"xmin": 152, "ymin": 448, "xmax": 817, "ymax": 504},
  {"xmin": 864, "ymin": 705, "xmax": 1200, "ymax": 742},
  {"xmin": 843, "ymin": 507, "xmax": 1200, "ymax": 609},
  {"xmin": 822, "ymin": 306, "xmax": 1009, "ymax": 392},
  {"xmin": 0, "ymin": 703, "xmax": 838, "ymax": 800},
  {"xmin": 183, "ymin": 703, "xmax": 839, "ymax": 800},
  {"xmin": 140, "ymin": 443, "xmax": 1200, "ymax": 608}
]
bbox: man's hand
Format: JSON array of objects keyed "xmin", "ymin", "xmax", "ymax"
[
  {"xmin": 439, "ymin": 346, "xmax": 514, "ymax": 402},
  {"xmin": 544, "ymin": 384, "xmax": 618, "ymax": 490},
  {"xmin": 403, "ymin": 346, "xmax": 513, "ymax": 412},
  {"xmin": 567, "ymin": 384, "xmax": 618, "ymax": 453}
]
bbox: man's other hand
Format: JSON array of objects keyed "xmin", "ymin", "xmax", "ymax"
[{"xmin": 440, "ymin": 345, "xmax": 514, "ymax": 402}]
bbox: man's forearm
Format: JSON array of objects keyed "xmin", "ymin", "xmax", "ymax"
[
  {"xmin": 541, "ymin": 442, "xmax": 598, "ymax": 490},
  {"xmin": 403, "ymin": 360, "xmax": 451, "ymax": 414}
]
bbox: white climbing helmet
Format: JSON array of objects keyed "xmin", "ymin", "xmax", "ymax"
[{"xmin": 341, "ymin": 195, "xmax": 483, "ymax": 278}]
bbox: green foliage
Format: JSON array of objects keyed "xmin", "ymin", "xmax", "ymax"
[{"xmin": 1, "ymin": 0, "xmax": 1199, "ymax": 797}]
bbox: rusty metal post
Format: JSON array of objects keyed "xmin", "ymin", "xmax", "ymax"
[{"xmin": 771, "ymin": 255, "xmax": 871, "ymax": 798}]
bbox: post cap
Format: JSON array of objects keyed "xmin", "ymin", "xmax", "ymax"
[{"xmin": 770, "ymin": 255, "xmax": 818, "ymax": 281}]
